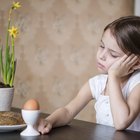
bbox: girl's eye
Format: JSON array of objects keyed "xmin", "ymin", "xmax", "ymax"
[
  {"xmin": 100, "ymin": 45, "xmax": 104, "ymax": 49},
  {"xmin": 110, "ymin": 54, "xmax": 119, "ymax": 58}
]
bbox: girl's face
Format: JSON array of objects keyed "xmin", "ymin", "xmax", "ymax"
[{"xmin": 96, "ymin": 29, "xmax": 125, "ymax": 74}]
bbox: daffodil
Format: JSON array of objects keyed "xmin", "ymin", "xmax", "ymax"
[
  {"xmin": 8, "ymin": 26, "xmax": 19, "ymax": 38},
  {"xmin": 12, "ymin": 2, "xmax": 21, "ymax": 10},
  {"xmin": 0, "ymin": 2, "xmax": 21, "ymax": 87}
]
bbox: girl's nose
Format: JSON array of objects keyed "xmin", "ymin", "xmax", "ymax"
[{"xmin": 99, "ymin": 50, "xmax": 106, "ymax": 61}]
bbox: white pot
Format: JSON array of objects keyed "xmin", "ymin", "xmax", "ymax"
[{"xmin": 0, "ymin": 87, "xmax": 14, "ymax": 111}]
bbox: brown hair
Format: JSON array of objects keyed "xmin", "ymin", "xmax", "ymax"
[{"xmin": 104, "ymin": 16, "xmax": 140, "ymax": 56}]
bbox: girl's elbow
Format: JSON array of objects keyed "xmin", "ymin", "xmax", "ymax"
[
  {"xmin": 114, "ymin": 121, "xmax": 128, "ymax": 131},
  {"xmin": 114, "ymin": 125, "xmax": 126, "ymax": 131}
]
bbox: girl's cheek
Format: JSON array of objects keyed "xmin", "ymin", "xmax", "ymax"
[{"xmin": 107, "ymin": 59, "xmax": 115, "ymax": 68}]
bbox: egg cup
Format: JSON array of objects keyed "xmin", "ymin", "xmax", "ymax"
[{"xmin": 20, "ymin": 109, "xmax": 40, "ymax": 136}]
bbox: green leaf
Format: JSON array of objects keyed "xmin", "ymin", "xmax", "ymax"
[
  {"xmin": 7, "ymin": 67, "xmax": 12, "ymax": 85},
  {"xmin": 4, "ymin": 44, "xmax": 11, "ymax": 85},
  {"xmin": 6, "ymin": 46, "xmax": 11, "ymax": 78},
  {"xmin": 3, "ymin": 63, "xmax": 7, "ymax": 84},
  {"xmin": 10, "ymin": 59, "xmax": 16, "ymax": 87},
  {"xmin": 0, "ymin": 47, "xmax": 4, "ymax": 77}
]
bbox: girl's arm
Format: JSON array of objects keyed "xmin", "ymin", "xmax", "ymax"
[
  {"xmin": 108, "ymin": 54, "xmax": 140, "ymax": 130},
  {"xmin": 38, "ymin": 82, "xmax": 93, "ymax": 134}
]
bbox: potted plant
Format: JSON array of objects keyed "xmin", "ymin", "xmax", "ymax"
[{"xmin": 0, "ymin": 1, "xmax": 21, "ymax": 111}]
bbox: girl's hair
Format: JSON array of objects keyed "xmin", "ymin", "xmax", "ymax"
[{"xmin": 104, "ymin": 16, "xmax": 140, "ymax": 56}]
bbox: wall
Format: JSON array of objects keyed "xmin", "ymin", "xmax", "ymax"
[
  {"xmin": 134, "ymin": 0, "xmax": 140, "ymax": 15},
  {"xmin": 0, "ymin": 0, "xmax": 134, "ymax": 122}
]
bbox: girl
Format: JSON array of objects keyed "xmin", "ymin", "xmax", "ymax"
[{"xmin": 38, "ymin": 16, "xmax": 140, "ymax": 134}]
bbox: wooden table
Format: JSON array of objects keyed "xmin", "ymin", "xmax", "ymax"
[{"xmin": 0, "ymin": 109, "xmax": 140, "ymax": 140}]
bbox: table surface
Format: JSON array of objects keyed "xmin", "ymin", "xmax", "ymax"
[{"xmin": 0, "ymin": 109, "xmax": 140, "ymax": 140}]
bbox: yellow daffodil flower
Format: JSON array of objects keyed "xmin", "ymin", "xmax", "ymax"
[
  {"xmin": 12, "ymin": 1, "xmax": 21, "ymax": 10},
  {"xmin": 0, "ymin": 1, "xmax": 21, "ymax": 87},
  {"xmin": 8, "ymin": 26, "xmax": 19, "ymax": 38}
]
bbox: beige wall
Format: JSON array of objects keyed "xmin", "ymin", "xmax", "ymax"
[{"xmin": 0, "ymin": 0, "xmax": 134, "ymax": 122}]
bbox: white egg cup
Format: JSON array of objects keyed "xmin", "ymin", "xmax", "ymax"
[{"xmin": 20, "ymin": 109, "xmax": 40, "ymax": 136}]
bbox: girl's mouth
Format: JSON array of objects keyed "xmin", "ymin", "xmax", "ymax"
[{"xmin": 97, "ymin": 62, "xmax": 105, "ymax": 70}]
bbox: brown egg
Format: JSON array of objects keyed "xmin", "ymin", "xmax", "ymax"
[{"xmin": 23, "ymin": 99, "xmax": 40, "ymax": 110}]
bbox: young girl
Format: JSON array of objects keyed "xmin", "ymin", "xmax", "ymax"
[{"xmin": 38, "ymin": 16, "xmax": 140, "ymax": 134}]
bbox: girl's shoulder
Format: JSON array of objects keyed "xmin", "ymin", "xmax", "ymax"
[{"xmin": 129, "ymin": 70, "xmax": 140, "ymax": 84}]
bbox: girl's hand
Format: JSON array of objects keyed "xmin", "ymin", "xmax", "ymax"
[
  {"xmin": 38, "ymin": 118, "xmax": 52, "ymax": 134},
  {"xmin": 108, "ymin": 54, "xmax": 139, "ymax": 78}
]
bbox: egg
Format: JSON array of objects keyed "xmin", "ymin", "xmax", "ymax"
[{"xmin": 23, "ymin": 99, "xmax": 40, "ymax": 110}]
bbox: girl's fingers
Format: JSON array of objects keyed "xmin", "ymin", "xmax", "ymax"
[
  {"xmin": 122, "ymin": 54, "xmax": 138, "ymax": 66},
  {"xmin": 38, "ymin": 121, "xmax": 44, "ymax": 131},
  {"xmin": 120, "ymin": 54, "xmax": 128, "ymax": 63},
  {"xmin": 41, "ymin": 123, "xmax": 52, "ymax": 134},
  {"xmin": 122, "ymin": 54, "xmax": 134, "ymax": 63},
  {"xmin": 127, "ymin": 55, "xmax": 138, "ymax": 65},
  {"xmin": 38, "ymin": 119, "xmax": 47, "ymax": 132},
  {"xmin": 38, "ymin": 119, "xmax": 52, "ymax": 134},
  {"xmin": 133, "ymin": 65, "xmax": 140, "ymax": 70}
]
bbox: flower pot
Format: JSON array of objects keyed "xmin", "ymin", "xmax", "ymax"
[{"xmin": 0, "ymin": 87, "xmax": 14, "ymax": 111}]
